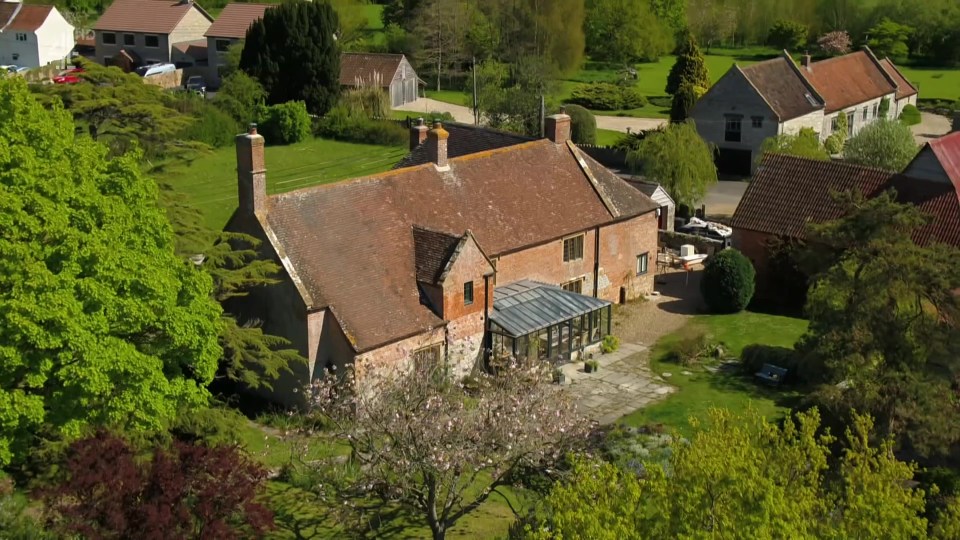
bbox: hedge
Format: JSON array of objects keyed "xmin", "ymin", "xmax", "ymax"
[
  {"xmin": 569, "ymin": 83, "xmax": 647, "ymax": 111},
  {"xmin": 900, "ymin": 104, "xmax": 921, "ymax": 126}
]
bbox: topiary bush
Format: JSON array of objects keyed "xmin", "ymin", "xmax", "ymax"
[
  {"xmin": 899, "ymin": 104, "xmax": 921, "ymax": 126},
  {"xmin": 563, "ymin": 104, "xmax": 596, "ymax": 144},
  {"xmin": 569, "ymin": 83, "xmax": 647, "ymax": 111},
  {"xmin": 700, "ymin": 249, "xmax": 755, "ymax": 313},
  {"xmin": 259, "ymin": 100, "xmax": 312, "ymax": 145},
  {"xmin": 601, "ymin": 335, "xmax": 620, "ymax": 353}
]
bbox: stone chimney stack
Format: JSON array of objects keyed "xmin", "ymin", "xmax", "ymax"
[
  {"xmin": 427, "ymin": 121, "xmax": 449, "ymax": 170},
  {"xmin": 410, "ymin": 117, "xmax": 428, "ymax": 151},
  {"xmin": 236, "ymin": 123, "xmax": 266, "ymax": 215},
  {"xmin": 545, "ymin": 109, "xmax": 571, "ymax": 144},
  {"xmin": 802, "ymin": 53, "xmax": 812, "ymax": 71}
]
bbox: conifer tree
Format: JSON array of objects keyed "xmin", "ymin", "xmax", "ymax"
[{"xmin": 665, "ymin": 33, "xmax": 709, "ymax": 95}]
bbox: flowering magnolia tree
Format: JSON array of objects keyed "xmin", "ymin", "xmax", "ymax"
[
  {"xmin": 308, "ymin": 363, "xmax": 592, "ymax": 540},
  {"xmin": 817, "ymin": 31, "xmax": 852, "ymax": 56}
]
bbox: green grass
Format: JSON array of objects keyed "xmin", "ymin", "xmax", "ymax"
[
  {"xmin": 895, "ymin": 65, "xmax": 960, "ymax": 101},
  {"xmin": 425, "ymin": 89, "xmax": 472, "ymax": 107},
  {"xmin": 361, "ymin": 3, "xmax": 383, "ymax": 31},
  {"xmin": 619, "ymin": 311, "xmax": 808, "ymax": 436},
  {"xmin": 595, "ymin": 128, "xmax": 623, "ymax": 146},
  {"xmin": 156, "ymin": 137, "xmax": 406, "ymax": 230}
]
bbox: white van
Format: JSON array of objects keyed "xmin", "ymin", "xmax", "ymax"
[{"xmin": 136, "ymin": 63, "xmax": 176, "ymax": 77}]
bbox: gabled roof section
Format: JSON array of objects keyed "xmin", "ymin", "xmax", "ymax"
[
  {"xmin": 395, "ymin": 122, "xmax": 533, "ymax": 169},
  {"xmin": 258, "ymin": 137, "xmax": 658, "ymax": 352},
  {"xmin": 0, "ymin": 3, "xmax": 52, "ymax": 32},
  {"xmin": 802, "ymin": 49, "xmax": 897, "ymax": 113},
  {"xmin": 340, "ymin": 52, "xmax": 405, "ymax": 87},
  {"xmin": 878, "ymin": 58, "xmax": 918, "ymax": 100},
  {"xmin": 413, "ymin": 226, "xmax": 461, "ymax": 284},
  {"xmin": 731, "ymin": 154, "xmax": 895, "ymax": 238},
  {"xmin": 925, "ymin": 131, "xmax": 960, "ymax": 195},
  {"xmin": 887, "ymin": 174, "xmax": 960, "ymax": 247},
  {"xmin": 740, "ymin": 55, "xmax": 823, "ymax": 121},
  {"xmin": 204, "ymin": 2, "xmax": 274, "ymax": 39},
  {"xmin": 94, "ymin": 0, "xmax": 212, "ymax": 34}
]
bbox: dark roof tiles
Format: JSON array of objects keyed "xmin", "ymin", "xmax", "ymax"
[
  {"xmin": 741, "ymin": 57, "xmax": 823, "ymax": 120},
  {"xmin": 395, "ymin": 122, "xmax": 533, "ymax": 169},
  {"xmin": 413, "ymin": 227, "xmax": 461, "ymax": 284},
  {"xmin": 340, "ymin": 52, "xmax": 404, "ymax": 87}
]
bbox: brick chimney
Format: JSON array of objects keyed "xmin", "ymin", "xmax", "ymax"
[
  {"xmin": 427, "ymin": 121, "xmax": 449, "ymax": 170},
  {"xmin": 410, "ymin": 117, "xmax": 428, "ymax": 151},
  {"xmin": 545, "ymin": 109, "xmax": 571, "ymax": 144},
  {"xmin": 236, "ymin": 123, "xmax": 266, "ymax": 215},
  {"xmin": 802, "ymin": 53, "xmax": 812, "ymax": 72}
]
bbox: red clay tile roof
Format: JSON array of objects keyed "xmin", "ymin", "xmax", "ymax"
[
  {"xmin": 887, "ymin": 175, "xmax": 960, "ymax": 247},
  {"xmin": 258, "ymin": 138, "xmax": 658, "ymax": 351},
  {"xmin": 204, "ymin": 2, "xmax": 273, "ymax": 38},
  {"xmin": 740, "ymin": 56, "xmax": 823, "ymax": 121},
  {"xmin": 878, "ymin": 58, "xmax": 918, "ymax": 100},
  {"xmin": 413, "ymin": 227, "xmax": 462, "ymax": 284},
  {"xmin": 0, "ymin": 3, "xmax": 53, "ymax": 32},
  {"xmin": 802, "ymin": 50, "xmax": 897, "ymax": 113},
  {"xmin": 396, "ymin": 121, "xmax": 534, "ymax": 169},
  {"xmin": 926, "ymin": 131, "xmax": 960, "ymax": 194},
  {"xmin": 94, "ymin": 0, "xmax": 212, "ymax": 34},
  {"xmin": 731, "ymin": 154, "xmax": 895, "ymax": 238},
  {"xmin": 340, "ymin": 52, "xmax": 405, "ymax": 87}
]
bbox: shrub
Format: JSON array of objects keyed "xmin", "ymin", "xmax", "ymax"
[
  {"xmin": 878, "ymin": 97, "xmax": 891, "ymax": 118},
  {"xmin": 667, "ymin": 328, "xmax": 723, "ymax": 366},
  {"xmin": 178, "ymin": 103, "xmax": 240, "ymax": 148},
  {"xmin": 740, "ymin": 344, "xmax": 798, "ymax": 375},
  {"xmin": 648, "ymin": 95, "xmax": 673, "ymax": 108},
  {"xmin": 569, "ymin": 83, "xmax": 647, "ymax": 111},
  {"xmin": 169, "ymin": 406, "xmax": 247, "ymax": 447},
  {"xmin": 316, "ymin": 105, "xmax": 407, "ymax": 145},
  {"xmin": 259, "ymin": 101, "xmax": 312, "ymax": 145},
  {"xmin": 563, "ymin": 104, "xmax": 596, "ymax": 144},
  {"xmin": 669, "ymin": 84, "xmax": 698, "ymax": 123},
  {"xmin": 900, "ymin": 104, "xmax": 921, "ymax": 126},
  {"xmin": 213, "ymin": 71, "xmax": 267, "ymax": 125},
  {"xmin": 700, "ymin": 249, "xmax": 755, "ymax": 313},
  {"xmin": 824, "ymin": 132, "xmax": 845, "ymax": 154},
  {"xmin": 767, "ymin": 19, "xmax": 809, "ymax": 50},
  {"xmin": 601, "ymin": 334, "xmax": 620, "ymax": 353}
]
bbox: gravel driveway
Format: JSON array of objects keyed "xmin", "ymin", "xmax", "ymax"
[{"xmin": 912, "ymin": 112, "xmax": 952, "ymax": 145}]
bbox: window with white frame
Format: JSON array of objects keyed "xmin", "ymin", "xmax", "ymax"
[{"xmin": 561, "ymin": 278, "xmax": 583, "ymax": 294}]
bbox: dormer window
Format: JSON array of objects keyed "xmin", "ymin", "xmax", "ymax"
[{"xmin": 463, "ymin": 281, "xmax": 474, "ymax": 305}]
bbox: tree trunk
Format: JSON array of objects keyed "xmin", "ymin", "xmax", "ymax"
[{"xmin": 426, "ymin": 477, "xmax": 445, "ymax": 540}]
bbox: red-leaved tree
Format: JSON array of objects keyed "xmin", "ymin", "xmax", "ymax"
[
  {"xmin": 42, "ymin": 431, "xmax": 273, "ymax": 539},
  {"xmin": 306, "ymin": 362, "xmax": 592, "ymax": 540}
]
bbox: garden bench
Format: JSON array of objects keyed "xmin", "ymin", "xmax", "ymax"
[{"xmin": 755, "ymin": 363, "xmax": 788, "ymax": 386}]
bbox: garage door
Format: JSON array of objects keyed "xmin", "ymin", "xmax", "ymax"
[{"xmin": 715, "ymin": 148, "xmax": 753, "ymax": 177}]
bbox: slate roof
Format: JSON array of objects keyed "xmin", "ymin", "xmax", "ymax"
[
  {"xmin": 740, "ymin": 56, "xmax": 823, "ymax": 121},
  {"xmin": 257, "ymin": 137, "xmax": 658, "ymax": 352},
  {"xmin": 395, "ymin": 122, "xmax": 533, "ymax": 169},
  {"xmin": 803, "ymin": 50, "xmax": 897, "ymax": 113},
  {"xmin": 731, "ymin": 154, "xmax": 894, "ymax": 239},
  {"xmin": 878, "ymin": 58, "xmax": 918, "ymax": 100},
  {"xmin": 1, "ymin": 3, "xmax": 53, "ymax": 32},
  {"xmin": 340, "ymin": 52, "xmax": 405, "ymax": 87},
  {"xmin": 491, "ymin": 280, "xmax": 611, "ymax": 337},
  {"xmin": 413, "ymin": 227, "xmax": 462, "ymax": 284},
  {"xmin": 94, "ymin": 0, "xmax": 212, "ymax": 34},
  {"xmin": 204, "ymin": 2, "xmax": 273, "ymax": 39}
]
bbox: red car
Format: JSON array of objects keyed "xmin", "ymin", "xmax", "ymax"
[{"xmin": 52, "ymin": 67, "xmax": 84, "ymax": 84}]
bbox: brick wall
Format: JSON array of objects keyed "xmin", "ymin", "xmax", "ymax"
[
  {"xmin": 732, "ymin": 227, "xmax": 774, "ymax": 295},
  {"xmin": 354, "ymin": 326, "xmax": 446, "ymax": 382},
  {"xmin": 496, "ymin": 228, "xmax": 599, "ymax": 295}
]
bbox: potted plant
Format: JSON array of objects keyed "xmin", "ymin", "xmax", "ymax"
[
  {"xmin": 552, "ymin": 367, "xmax": 566, "ymax": 384},
  {"xmin": 584, "ymin": 359, "xmax": 600, "ymax": 373}
]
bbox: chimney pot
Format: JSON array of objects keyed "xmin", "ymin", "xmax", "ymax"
[
  {"xmin": 249, "ymin": 122, "xmax": 258, "ymax": 135},
  {"xmin": 427, "ymin": 121, "xmax": 449, "ymax": 169},
  {"xmin": 802, "ymin": 53, "xmax": 812, "ymax": 71},
  {"xmin": 409, "ymin": 117, "xmax": 429, "ymax": 151},
  {"xmin": 545, "ymin": 112, "xmax": 571, "ymax": 144}
]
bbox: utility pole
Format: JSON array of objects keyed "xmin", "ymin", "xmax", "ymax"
[{"xmin": 472, "ymin": 56, "xmax": 478, "ymax": 125}]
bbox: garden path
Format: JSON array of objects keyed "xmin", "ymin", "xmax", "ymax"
[{"xmin": 912, "ymin": 112, "xmax": 952, "ymax": 145}]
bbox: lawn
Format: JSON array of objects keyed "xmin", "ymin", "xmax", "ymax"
[
  {"xmin": 619, "ymin": 311, "xmax": 809, "ymax": 436},
  {"xmin": 426, "ymin": 88, "xmax": 472, "ymax": 107},
  {"xmin": 156, "ymin": 137, "xmax": 406, "ymax": 230},
  {"xmin": 897, "ymin": 65, "xmax": 960, "ymax": 101},
  {"xmin": 596, "ymin": 128, "xmax": 623, "ymax": 146}
]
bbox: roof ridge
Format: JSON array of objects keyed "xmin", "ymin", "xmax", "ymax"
[
  {"xmin": 880, "ymin": 57, "xmax": 918, "ymax": 95},
  {"xmin": 781, "ymin": 49, "xmax": 826, "ymax": 107},
  {"xmin": 861, "ymin": 46, "xmax": 899, "ymax": 91}
]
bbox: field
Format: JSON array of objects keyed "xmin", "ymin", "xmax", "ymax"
[
  {"xmin": 619, "ymin": 311, "xmax": 809, "ymax": 436},
  {"xmin": 157, "ymin": 137, "xmax": 405, "ymax": 230}
]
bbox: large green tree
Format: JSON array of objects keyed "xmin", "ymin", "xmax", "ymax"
[
  {"xmin": 760, "ymin": 127, "xmax": 830, "ymax": 161},
  {"xmin": 627, "ymin": 121, "xmax": 717, "ymax": 207},
  {"xmin": 844, "ymin": 118, "xmax": 919, "ymax": 171},
  {"xmin": 240, "ymin": 0, "xmax": 341, "ymax": 115},
  {"xmin": 665, "ymin": 32, "xmax": 709, "ymax": 95},
  {"xmin": 521, "ymin": 408, "xmax": 933, "ymax": 539},
  {"xmin": 584, "ymin": 0, "xmax": 674, "ymax": 64},
  {"xmin": 798, "ymin": 191, "xmax": 960, "ymax": 460},
  {"xmin": 0, "ymin": 78, "xmax": 222, "ymax": 465}
]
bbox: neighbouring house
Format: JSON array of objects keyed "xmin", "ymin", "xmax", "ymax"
[
  {"xmin": 0, "ymin": 1, "xmax": 74, "ymax": 68},
  {"xmin": 731, "ymin": 134, "xmax": 960, "ymax": 296},
  {"xmin": 226, "ymin": 113, "xmax": 660, "ymax": 402},
  {"xmin": 692, "ymin": 48, "xmax": 917, "ymax": 175},
  {"xmin": 93, "ymin": 0, "xmax": 213, "ymax": 69},
  {"xmin": 621, "ymin": 179, "xmax": 676, "ymax": 231},
  {"xmin": 203, "ymin": 2, "xmax": 274, "ymax": 87},
  {"xmin": 340, "ymin": 52, "xmax": 422, "ymax": 107}
]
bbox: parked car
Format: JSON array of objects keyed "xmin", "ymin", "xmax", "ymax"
[
  {"xmin": 135, "ymin": 63, "xmax": 176, "ymax": 78},
  {"xmin": 677, "ymin": 217, "xmax": 733, "ymax": 245},
  {"xmin": 52, "ymin": 67, "xmax": 84, "ymax": 84},
  {"xmin": 184, "ymin": 75, "xmax": 206, "ymax": 96}
]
